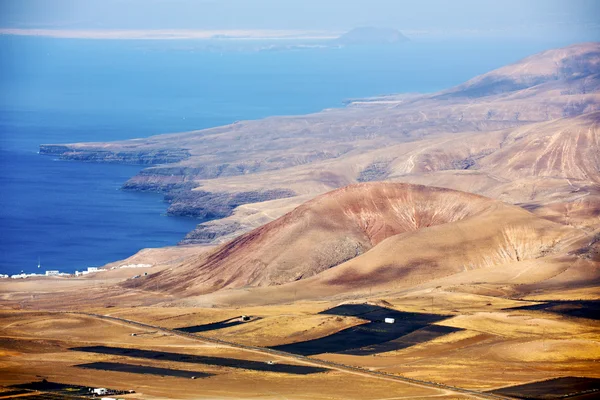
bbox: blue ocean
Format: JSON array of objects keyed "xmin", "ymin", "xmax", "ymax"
[{"xmin": 0, "ymin": 36, "xmax": 582, "ymax": 275}]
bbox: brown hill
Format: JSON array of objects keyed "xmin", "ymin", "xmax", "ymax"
[
  {"xmin": 439, "ymin": 42, "xmax": 600, "ymax": 98},
  {"xmin": 139, "ymin": 183, "xmax": 579, "ymax": 296}
]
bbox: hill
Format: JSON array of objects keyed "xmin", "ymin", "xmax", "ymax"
[
  {"xmin": 134, "ymin": 182, "xmax": 581, "ymax": 297},
  {"xmin": 439, "ymin": 42, "xmax": 600, "ymax": 98}
]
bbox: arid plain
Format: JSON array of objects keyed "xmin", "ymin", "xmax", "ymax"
[{"xmin": 2, "ymin": 42, "xmax": 600, "ymax": 399}]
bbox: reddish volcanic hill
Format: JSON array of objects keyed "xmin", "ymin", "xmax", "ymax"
[{"xmin": 141, "ymin": 183, "xmax": 576, "ymax": 296}]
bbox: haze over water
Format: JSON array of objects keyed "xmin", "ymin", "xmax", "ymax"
[{"xmin": 0, "ymin": 35, "xmax": 584, "ymax": 275}]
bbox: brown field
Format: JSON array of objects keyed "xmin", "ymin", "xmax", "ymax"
[{"xmin": 1, "ymin": 272, "xmax": 599, "ymax": 399}]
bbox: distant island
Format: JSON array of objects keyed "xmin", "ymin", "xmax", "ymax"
[
  {"xmin": 335, "ymin": 27, "xmax": 410, "ymax": 45},
  {"xmin": 0, "ymin": 27, "xmax": 410, "ymax": 47},
  {"xmin": 257, "ymin": 27, "xmax": 410, "ymax": 52},
  {"xmin": 0, "ymin": 28, "xmax": 339, "ymax": 40}
]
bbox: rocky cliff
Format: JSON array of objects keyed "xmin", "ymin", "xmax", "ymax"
[{"xmin": 39, "ymin": 144, "xmax": 191, "ymax": 165}]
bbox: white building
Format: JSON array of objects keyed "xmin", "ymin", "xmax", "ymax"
[
  {"xmin": 10, "ymin": 273, "xmax": 43, "ymax": 279},
  {"xmin": 45, "ymin": 270, "xmax": 60, "ymax": 276},
  {"xmin": 384, "ymin": 318, "xmax": 395, "ymax": 324},
  {"xmin": 87, "ymin": 267, "xmax": 100, "ymax": 272},
  {"xmin": 93, "ymin": 388, "xmax": 108, "ymax": 395}
]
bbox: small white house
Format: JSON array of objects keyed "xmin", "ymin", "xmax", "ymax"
[
  {"xmin": 45, "ymin": 270, "xmax": 60, "ymax": 276},
  {"xmin": 93, "ymin": 388, "xmax": 108, "ymax": 395},
  {"xmin": 384, "ymin": 318, "xmax": 395, "ymax": 324},
  {"xmin": 87, "ymin": 267, "xmax": 100, "ymax": 272}
]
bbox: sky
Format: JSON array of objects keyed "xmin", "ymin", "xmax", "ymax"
[{"xmin": 0, "ymin": 0, "xmax": 599, "ymax": 39}]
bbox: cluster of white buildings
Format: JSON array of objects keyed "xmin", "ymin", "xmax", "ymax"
[
  {"xmin": 2, "ymin": 266, "xmax": 103, "ymax": 279},
  {"xmin": 2, "ymin": 264, "xmax": 154, "ymax": 280},
  {"xmin": 74, "ymin": 266, "xmax": 103, "ymax": 276},
  {"xmin": 6, "ymin": 271, "xmax": 71, "ymax": 279}
]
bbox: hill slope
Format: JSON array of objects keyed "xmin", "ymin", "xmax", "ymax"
[
  {"xmin": 439, "ymin": 42, "xmax": 600, "ymax": 98},
  {"xmin": 137, "ymin": 183, "xmax": 580, "ymax": 296}
]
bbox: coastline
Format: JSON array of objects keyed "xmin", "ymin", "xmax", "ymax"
[{"xmin": 0, "ymin": 28, "xmax": 341, "ymax": 40}]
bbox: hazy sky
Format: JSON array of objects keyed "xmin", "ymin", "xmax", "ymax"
[{"xmin": 1, "ymin": 0, "xmax": 599, "ymax": 38}]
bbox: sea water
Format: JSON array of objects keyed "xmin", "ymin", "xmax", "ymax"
[{"xmin": 0, "ymin": 36, "xmax": 580, "ymax": 275}]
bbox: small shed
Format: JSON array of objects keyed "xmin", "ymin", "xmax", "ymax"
[{"xmin": 384, "ymin": 318, "xmax": 395, "ymax": 324}]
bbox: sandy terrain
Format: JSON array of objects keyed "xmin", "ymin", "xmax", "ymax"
[{"xmin": 0, "ymin": 310, "xmax": 480, "ymax": 399}]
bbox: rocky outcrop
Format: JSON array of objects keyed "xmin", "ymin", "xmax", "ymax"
[
  {"xmin": 357, "ymin": 159, "xmax": 393, "ymax": 182},
  {"xmin": 165, "ymin": 188, "xmax": 296, "ymax": 219},
  {"xmin": 38, "ymin": 144, "xmax": 73, "ymax": 155},
  {"xmin": 39, "ymin": 144, "xmax": 191, "ymax": 165},
  {"xmin": 180, "ymin": 221, "xmax": 244, "ymax": 245}
]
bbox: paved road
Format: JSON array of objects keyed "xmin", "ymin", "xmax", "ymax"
[{"xmin": 67, "ymin": 311, "xmax": 511, "ymax": 400}]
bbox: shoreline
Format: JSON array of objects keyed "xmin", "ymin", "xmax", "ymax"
[{"xmin": 0, "ymin": 28, "xmax": 341, "ymax": 41}]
